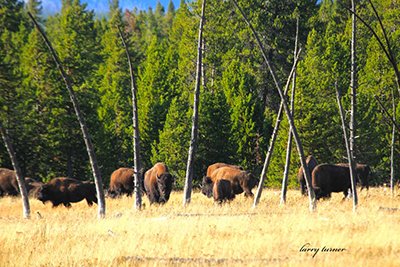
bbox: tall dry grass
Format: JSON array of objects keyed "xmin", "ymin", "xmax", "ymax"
[{"xmin": 1, "ymin": 187, "xmax": 400, "ymax": 266}]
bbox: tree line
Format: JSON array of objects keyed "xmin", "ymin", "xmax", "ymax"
[{"xmin": 1, "ymin": 0, "xmax": 398, "ymax": 190}]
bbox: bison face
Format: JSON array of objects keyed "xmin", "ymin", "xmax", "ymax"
[
  {"xmin": 156, "ymin": 173, "xmax": 173, "ymax": 204},
  {"xmin": 246, "ymin": 173, "xmax": 258, "ymax": 190},
  {"xmin": 36, "ymin": 185, "xmax": 49, "ymax": 204},
  {"xmin": 201, "ymin": 176, "xmax": 213, "ymax": 198}
]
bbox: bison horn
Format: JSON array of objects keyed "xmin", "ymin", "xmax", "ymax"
[{"xmin": 156, "ymin": 173, "xmax": 160, "ymax": 179}]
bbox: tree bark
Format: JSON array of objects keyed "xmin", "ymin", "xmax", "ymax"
[
  {"xmin": 0, "ymin": 121, "xmax": 31, "ymax": 219},
  {"xmin": 349, "ymin": 0, "xmax": 357, "ymax": 181},
  {"xmin": 183, "ymin": 0, "xmax": 205, "ymax": 205},
  {"xmin": 335, "ymin": 77, "xmax": 358, "ymax": 211},
  {"xmin": 390, "ymin": 87, "xmax": 396, "ymax": 197},
  {"xmin": 28, "ymin": 12, "xmax": 106, "ymax": 218},
  {"xmin": 281, "ymin": 14, "xmax": 299, "ymax": 205},
  {"xmin": 117, "ymin": 25, "xmax": 142, "ymax": 210},
  {"xmin": 230, "ymin": 0, "xmax": 316, "ymax": 212}
]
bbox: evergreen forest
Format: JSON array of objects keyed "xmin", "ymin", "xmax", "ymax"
[{"xmin": 1, "ymin": 0, "xmax": 399, "ymax": 189}]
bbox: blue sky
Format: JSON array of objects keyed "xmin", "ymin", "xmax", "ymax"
[{"xmin": 27, "ymin": 0, "xmax": 182, "ymax": 14}]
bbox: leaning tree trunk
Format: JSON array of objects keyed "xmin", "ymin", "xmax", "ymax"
[
  {"xmin": 281, "ymin": 14, "xmax": 299, "ymax": 205},
  {"xmin": 117, "ymin": 25, "xmax": 142, "ymax": 210},
  {"xmin": 335, "ymin": 77, "xmax": 358, "ymax": 210},
  {"xmin": 0, "ymin": 121, "xmax": 30, "ymax": 219},
  {"xmin": 390, "ymin": 87, "xmax": 396, "ymax": 197},
  {"xmin": 28, "ymin": 12, "xmax": 106, "ymax": 218},
  {"xmin": 230, "ymin": 0, "xmax": 316, "ymax": 212},
  {"xmin": 349, "ymin": 0, "xmax": 358, "ymax": 184},
  {"xmin": 183, "ymin": 0, "xmax": 205, "ymax": 205}
]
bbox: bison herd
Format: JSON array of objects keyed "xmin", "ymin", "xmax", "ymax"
[{"xmin": 0, "ymin": 156, "xmax": 372, "ymax": 208}]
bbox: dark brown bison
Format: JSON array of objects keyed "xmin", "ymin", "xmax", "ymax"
[
  {"xmin": 336, "ymin": 163, "xmax": 371, "ymax": 190},
  {"xmin": 25, "ymin": 178, "xmax": 44, "ymax": 198},
  {"xmin": 206, "ymin": 162, "xmax": 243, "ymax": 177},
  {"xmin": 202, "ymin": 167, "xmax": 258, "ymax": 198},
  {"xmin": 312, "ymin": 164, "xmax": 352, "ymax": 200},
  {"xmin": 107, "ymin": 168, "xmax": 145, "ymax": 198},
  {"xmin": 144, "ymin": 162, "xmax": 174, "ymax": 204},
  {"xmin": 298, "ymin": 156, "xmax": 319, "ymax": 196},
  {"xmin": 36, "ymin": 177, "xmax": 97, "ymax": 208},
  {"xmin": 213, "ymin": 179, "xmax": 235, "ymax": 203}
]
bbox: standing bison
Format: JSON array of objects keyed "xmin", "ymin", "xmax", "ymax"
[
  {"xmin": 212, "ymin": 179, "xmax": 235, "ymax": 203},
  {"xmin": 336, "ymin": 163, "xmax": 371, "ymax": 190},
  {"xmin": 202, "ymin": 167, "xmax": 258, "ymax": 198},
  {"xmin": 0, "ymin": 168, "xmax": 41, "ymax": 197},
  {"xmin": 312, "ymin": 164, "xmax": 352, "ymax": 200},
  {"xmin": 144, "ymin": 162, "xmax": 174, "ymax": 204},
  {"xmin": 36, "ymin": 177, "xmax": 97, "ymax": 208},
  {"xmin": 107, "ymin": 167, "xmax": 145, "ymax": 198},
  {"xmin": 206, "ymin": 162, "xmax": 243, "ymax": 177},
  {"xmin": 297, "ymin": 155, "xmax": 319, "ymax": 196}
]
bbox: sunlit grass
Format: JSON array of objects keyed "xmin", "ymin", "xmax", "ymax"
[{"xmin": 0, "ymin": 187, "xmax": 399, "ymax": 266}]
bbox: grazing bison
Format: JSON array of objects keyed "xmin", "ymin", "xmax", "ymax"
[
  {"xmin": 108, "ymin": 168, "xmax": 145, "ymax": 198},
  {"xmin": 202, "ymin": 167, "xmax": 258, "ymax": 198},
  {"xmin": 312, "ymin": 164, "xmax": 352, "ymax": 200},
  {"xmin": 297, "ymin": 156, "xmax": 319, "ymax": 196},
  {"xmin": 206, "ymin": 162, "xmax": 243, "ymax": 177},
  {"xmin": 36, "ymin": 177, "xmax": 97, "ymax": 208},
  {"xmin": 144, "ymin": 162, "xmax": 174, "ymax": 204},
  {"xmin": 336, "ymin": 163, "xmax": 371, "ymax": 191},
  {"xmin": 213, "ymin": 179, "xmax": 235, "ymax": 203}
]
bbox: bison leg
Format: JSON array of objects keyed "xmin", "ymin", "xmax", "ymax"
[{"xmin": 63, "ymin": 202, "xmax": 72, "ymax": 208}]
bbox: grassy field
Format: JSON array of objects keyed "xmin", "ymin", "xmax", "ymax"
[{"xmin": 1, "ymin": 187, "xmax": 400, "ymax": 267}]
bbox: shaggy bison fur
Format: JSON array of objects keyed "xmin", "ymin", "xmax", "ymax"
[
  {"xmin": 336, "ymin": 163, "xmax": 371, "ymax": 190},
  {"xmin": 212, "ymin": 179, "xmax": 235, "ymax": 203},
  {"xmin": 144, "ymin": 162, "xmax": 174, "ymax": 204},
  {"xmin": 312, "ymin": 164, "xmax": 352, "ymax": 200},
  {"xmin": 206, "ymin": 162, "xmax": 243, "ymax": 177},
  {"xmin": 202, "ymin": 167, "xmax": 258, "ymax": 198},
  {"xmin": 36, "ymin": 177, "xmax": 97, "ymax": 208},
  {"xmin": 107, "ymin": 167, "xmax": 145, "ymax": 198}
]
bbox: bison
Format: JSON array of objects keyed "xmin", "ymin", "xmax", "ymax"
[
  {"xmin": 336, "ymin": 163, "xmax": 371, "ymax": 191},
  {"xmin": 297, "ymin": 155, "xmax": 319, "ymax": 196},
  {"xmin": 0, "ymin": 168, "xmax": 40, "ymax": 197},
  {"xmin": 36, "ymin": 177, "xmax": 97, "ymax": 208},
  {"xmin": 312, "ymin": 164, "xmax": 352, "ymax": 200},
  {"xmin": 212, "ymin": 179, "xmax": 235, "ymax": 203},
  {"xmin": 107, "ymin": 167, "xmax": 145, "ymax": 198},
  {"xmin": 206, "ymin": 162, "xmax": 243, "ymax": 177},
  {"xmin": 144, "ymin": 162, "xmax": 174, "ymax": 204},
  {"xmin": 202, "ymin": 167, "xmax": 258, "ymax": 198},
  {"xmin": 25, "ymin": 178, "xmax": 44, "ymax": 198}
]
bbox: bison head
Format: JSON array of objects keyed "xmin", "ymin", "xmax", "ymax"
[
  {"xmin": 36, "ymin": 185, "xmax": 50, "ymax": 204},
  {"xmin": 357, "ymin": 165, "xmax": 371, "ymax": 191},
  {"xmin": 201, "ymin": 176, "xmax": 213, "ymax": 198},
  {"xmin": 156, "ymin": 172, "xmax": 173, "ymax": 204},
  {"xmin": 246, "ymin": 173, "xmax": 258, "ymax": 190}
]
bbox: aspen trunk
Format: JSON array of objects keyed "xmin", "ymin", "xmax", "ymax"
[
  {"xmin": 183, "ymin": 0, "xmax": 205, "ymax": 205},
  {"xmin": 390, "ymin": 88, "xmax": 396, "ymax": 197},
  {"xmin": 0, "ymin": 121, "xmax": 30, "ymax": 219},
  {"xmin": 28, "ymin": 12, "xmax": 106, "ymax": 218},
  {"xmin": 349, "ymin": 0, "xmax": 357, "ymax": 181},
  {"xmin": 281, "ymin": 14, "xmax": 299, "ymax": 205},
  {"xmin": 230, "ymin": 0, "xmax": 316, "ymax": 211},
  {"xmin": 335, "ymin": 78, "xmax": 358, "ymax": 210},
  {"xmin": 117, "ymin": 25, "xmax": 142, "ymax": 210}
]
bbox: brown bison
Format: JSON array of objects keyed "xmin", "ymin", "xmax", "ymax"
[
  {"xmin": 0, "ymin": 168, "xmax": 41, "ymax": 197},
  {"xmin": 212, "ymin": 179, "xmax": 235, "ymax": 203},
  {"xmin": 107, "ymin": 167, "xmax": 145, "ymax": 198},
  {"xmin": 36, "ymin": 177, "xmax": 97, "ymax": 208},
  {"xmin": 206, "ymin": 162, "xmax": 243, "ymax": 177},
  {"xmin": 25, "ymin": 178, "xmax": 44, "ymax": 198},
  {"xmin": 297, "ymin": 156, "xmax": 319, "ymax": 196},
  {"xmin": 202, "ymin": 166, "xmax": 258, "ymax": 198},
  {"xmin": 336, "ymin": 163, "xmax": 371, "ymax": 190},
  {"xmin": 144, "ymin": 162, "xmax": 174, "ymax": 204},
  {"xmin": 312, "ymin": 164, "xmax": 352, "ymax": 200}
]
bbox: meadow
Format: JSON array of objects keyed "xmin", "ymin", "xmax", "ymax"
[{"xmin": 1, "ymin": 187, "xmax": 400, "ymax": 267}]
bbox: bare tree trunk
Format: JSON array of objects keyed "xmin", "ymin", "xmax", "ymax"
[
  {"xmin": 230, "ymin": 0, "xmax": 316, "ymax": 212},
  {"xmin": 281, "ymin": 14, "xmax": 299, "ymax": 205},
  {"xmin": 117, "ymin": 25, "xmax": 142, "ymax": 210},
  {"xmin": 390, "ymin": 87, "xmax": 396, "ymax": 197},
  {"xmin": 183, "ymin": 0, "xmax": 205, "ymax": 205},
  {"xmin": 28, "ymin": 12, "xmax": 106, "ymax": 218},
  {"xmin": 349, "ymin": 0, "xmax": 358, "ymax": 181},
  {"xmin": 0, "ymin": 121, "xmax": 30, "ymax": 219},
  {"xmin": 375, "ymin": 95, "xmax": 400, "ymax": 133},
  {"xmin": 335, "ymin": 77, "xmax": 358, "ymax": 211}
]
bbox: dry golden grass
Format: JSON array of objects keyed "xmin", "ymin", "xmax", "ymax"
[{"xmin": 1, "ymin": 187, "xmax": 400, "ymax": 267}]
